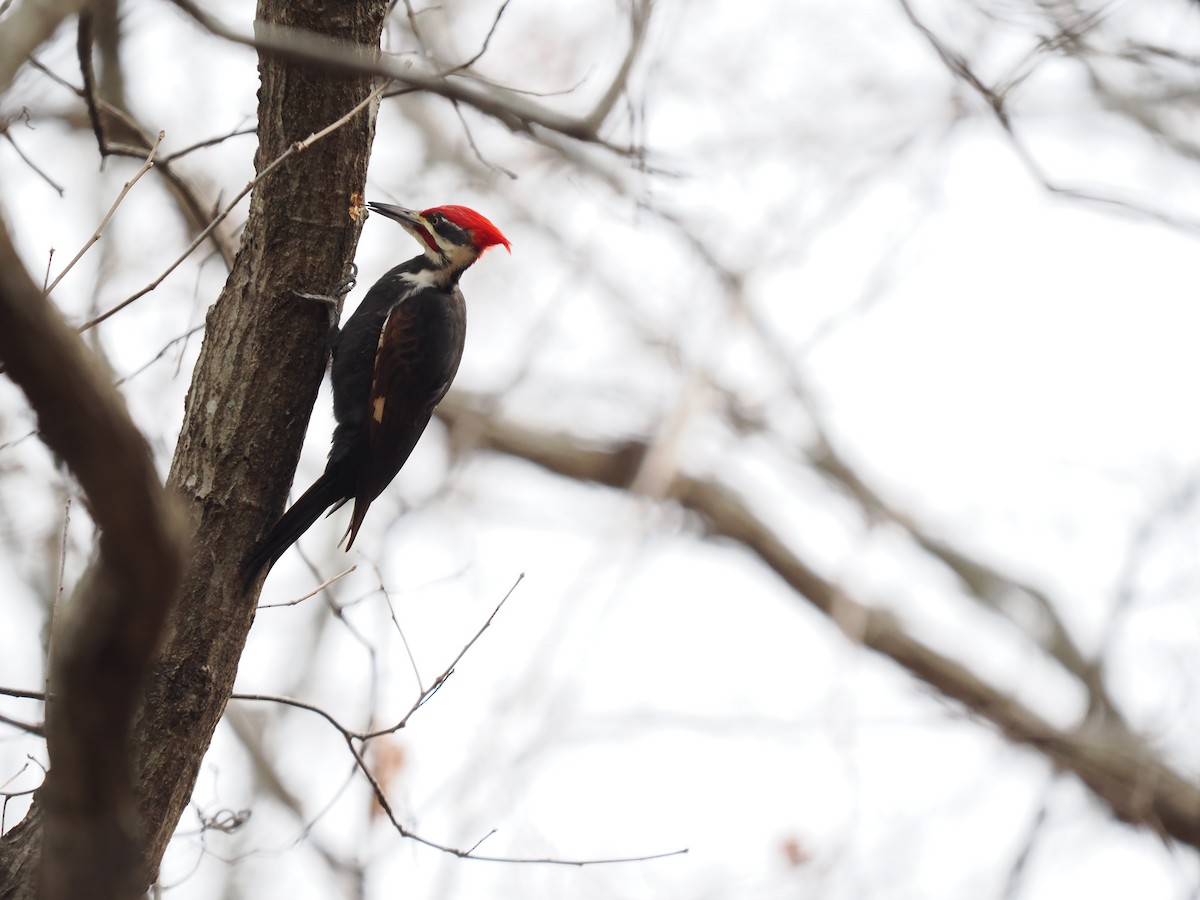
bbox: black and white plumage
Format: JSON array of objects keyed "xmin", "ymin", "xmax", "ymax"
[{"xmin": 244, "ymin": 202, "xmax": 509, "ymax": 582}]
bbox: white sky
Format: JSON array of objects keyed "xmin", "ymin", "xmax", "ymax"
[{"xmin": 2, "ymin": 0, "xmax": 1200, "ymax": 898}]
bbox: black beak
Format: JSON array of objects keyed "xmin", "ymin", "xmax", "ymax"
[{"xmin": 366, "ymin": 202, "xmax": 423, "ymax": 229}]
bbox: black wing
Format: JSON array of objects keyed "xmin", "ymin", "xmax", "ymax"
[{"xmin": 343, "ymin": 287, "xmax": 466, "ymax": 547}]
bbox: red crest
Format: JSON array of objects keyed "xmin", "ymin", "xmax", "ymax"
[{"xmin": 424, "ymin": 205, "xmax": 511, "ymax": 253}]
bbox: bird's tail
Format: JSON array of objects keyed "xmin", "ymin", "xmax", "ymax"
[{"xmin": 243, "ymin": 471, "xmax": 349, "ymax": 588}]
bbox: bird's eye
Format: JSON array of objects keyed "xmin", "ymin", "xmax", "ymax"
[{"xmin": 426, "ymin": 212, "xmax": 443, "ymax": 226}]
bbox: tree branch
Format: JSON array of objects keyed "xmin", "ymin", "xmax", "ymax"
[
  {"xmin": 167, "ymin": 0, "xmax": 645, "ymax": 153},
  {"xmin": 121, "ymin": 0, "xmax": 391, "ymax": 886},
  {"xmin": 0, "ymin": 216, "xmax": 186, "ymax": 897},
  {"xmin": 437, "ymin": 393, "xmax": 1200, "ymax": 849},
  {"xmin": 0, "ymin": 0, "xmax": 92, "ymax": 93}
]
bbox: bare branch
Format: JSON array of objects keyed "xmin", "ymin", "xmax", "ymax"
[
  {"xmin": 55, "ymin": 496, "xmax": 70, "ymax": 611},
  {"xmin": 0, "ymin": 687, "xmax": 46, "ymax": 701},
  {"xmin": 0, "ymin": 713, "xmax": 43, "ymax": 738},
  {"xmin": 435, "ymin": 393, "xmax": 1200, "ymax": 850},
  {"xmin": 230, "ymin": 684, "xmax": 689, "ymax": 867},
  {"xmin": 166, "ymin": 0, "xmax": 644, "ymax": 153},
  {"xmin": 161, "ymin": 125, "xmax": 257, "ymax": 164},
  {"xmin": 581, "ymin": 0, "xmax": 651, "ymax": 135},
  {"xmin": 1, "ymin": 126, "xmax": 65, "ymax": 195},
  {"xmin": 364, "ymin": 572, "xmax": 524, "ymax": 738},
  {"xmin": 77, "ymin": 80, "xmax": 386, "ymax": 333},
  {"xmin": 76, "ymin": 12, "xmax": 107, "ymax": 158},
  {"xmin": 44, "ymin": 131, "xmax": 163, "ymax": 296},
  {"xmin": 0, "ymin": 0, "xmax": 92, "ymax": 93},
  {"xmin": 448, "ymin": 0, "xmax": 515, "ymax": 73},
  {"xmin": 896, "ymin": 0, "xmax": 1200, "ymax": 233},
  {"xmin": 28, "ymin": 58, "xmax": 239, "ymax": 270},
  {"xmin": 257, "ymin": 565, "xmax": 357, "ymax": 609},
  {"xmin": 0, "ymin": 212, "xmax": 187, "ymax": 897},
  {"xmin": 231, "ymin": 576, "xmax": 685, "ymax": 864},
  {"xmin": 808, "ymin": 435, "xmax": 1121, "ymax": 722}
]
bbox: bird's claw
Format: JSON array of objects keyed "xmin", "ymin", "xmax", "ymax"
[
  {"xmin": 334, "ymin": 263, "xmax": 358, "ymax": 299},
  {"xmin": 292, "ymin": 264, "xmax": 357, "ymax": 328}
]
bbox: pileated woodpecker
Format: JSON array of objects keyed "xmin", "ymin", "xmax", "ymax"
[{"xmin": 245, "ymin": 202, "xmax": 509, "ymax": 582}]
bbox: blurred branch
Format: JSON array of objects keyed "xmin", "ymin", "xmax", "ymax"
[
  {"xmin": 808, "ymin": 434, "xmax": 1125, "ymax": 726},
  {"xmin": 0, "ymin": 688, "xmax": 45, "ymax": 701},
  {"xmin": 162, "ymin": 126, "xmax": 257, "ymax": 164},
  {"xmin": 578, "ymin": 0, "xmax": 650, "ymax": 134},
  {"xmin": 77, "ymin": 80, "xmax": 386, "ymax": 333},
  {"xmin": 1026, "ymin": 0, "xmax": 1200, "ymax": 163},
  {"xmin": 223, "ymin": 706, "xmax": 362, "ymax": 883},
  {"xmin": 44, "ymin": 131, "xmax": 162, "ymax": 295},
  {"xmin": 0, "ymin": 214, "xmax": 186, "ymax": 897},
  {"xmin": 362, "ymin": 572, "xmax": 524, "ymax": 739},
  {"xmin": 0, "ymin": 0, "xmax": 92, "ymax": 92},
  {"xmin": 28, "ymin": 59, "xmax": 239, "ymax": 270},
  {"xmin": 649, "ymin": 188, "xmax": 1109, "ymax": 714},
  {"xmin": 1, "ymin": 113, "xmax": 66, "ymax": 195},
  {"xmin": 1001, "ymin": 779, "xmax": 1055, "ymax": 900},
  {"xmin": 447, "ymin": 0, "xmax": 514, "ymax": 73},
  {"xmin": 0, "ymin": 713, "xmax": 43, "ymax": 738},
  {"xmin": 167, "ymin": 0, "xmax": 647, "ymax": 154},
  {"xmin": 231, "ymin": 571, "xmax": 687, "ymax": 864},
  {"xmin": 76, "ymin": 12, "xmax": 107, "ymax": 157},
  {"xmin": 897, "ymin": 0, "xmax": 1200, "ymax": 234},
  {"xmin": 437, "ymin": 392, "xmax": 1200, "ymax": 850}
]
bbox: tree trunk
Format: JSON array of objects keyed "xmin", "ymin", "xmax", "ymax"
[{"xmin": 0, "ymin": 0, "xmax": 387, "ymax": 893}]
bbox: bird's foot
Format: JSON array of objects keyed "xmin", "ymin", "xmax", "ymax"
[
  {"xmin": 333, "ymin": 263, "xmax": 358, "ymax": 298},
  {"xmin": 293, "ymin": 263, "xmax": 357, "ymax": 311},
  {"xmin": 293, "ymin": 264, "xmax": 357, "ymax": 350}
]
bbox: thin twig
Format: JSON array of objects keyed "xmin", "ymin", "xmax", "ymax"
[
  {"xmin": 2, "ymin": 130, "xmax": 65, "ymax": 195},
  {"xmin": 466, "ymin": 829, "xmax": 499, "ymax": 854},
  {"xmin": 379, "ymin": 582, "xmax": 425, "ymax": 693},
  {"xmin": 114, "ymin": 323, "xmax": 205, "ymax": 387},
  {"xmin": 29, "ymin": 57, "xmax": 238, "ymax": 269},
  {"xmin": 237, "ymin": 573, "xmax": 524, "ymax": 739},
  {"xmin": 364, "ymin": 572, "xmax": 524, "ymax": 738},
  {"xmin": 895, "ymin": 0, "xmax": 1200, "ymax": 234},
  {"xmin": 166, "ymin": 0, "xmax": 641, "ymax": 154},
  {"xmin": 161, "ymin": 125, "xmax": 257, "ymax": 164},
  {"xmin": 45, "ymin": 132, "xmax": 164, "ymax": 296},
  {"xmin": 77, "ymin": 80, "xmax": 388, "ymax": 333},
  {"xmin": 447, "ymin": 0, "xmax": 514, "ymax": 73},
  {"xmin": 228, "ymin": 575, "xmax": 677, "ymax": 864},
  {"xmin": 0, "ymin": 712, "xmax": 44, "ymax": 737},
  {"xmin": 230, "ymin": 692, "xmax": 351, "ymax": 734},
  {"xmin": 1, "ymin": 763, "xmax": 39, "ymax": 832},
  {"xmin": 57, "ymin": 496, "xmax": 71, "ymax": 610},
  {"xmin": 344, "ymin": 731, "xmax": 686, "ymax": 865},
  {"xmin": 0, "ymin": 687, "xmax": 45, "ymax": 700},
  {"xmin": 0, "ymin": 763, "xmax": 32, "ymax": 793},
  {"xmin": 258, "ymin": 565, "xmax": 357, "ymax": 609},
  {"xmin": 452, "ymin": 101, "xmax": 517, "ymax": 179},
  {"xmin": 230, "ymin": 686, "xmax": 686, "ymax": 865}
]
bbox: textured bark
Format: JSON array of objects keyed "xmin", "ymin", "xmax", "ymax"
[
  {"xmin": 133, "ymin": 0, "xmax": 388, "ymax": 883},
  {"xmin": 0, "ymin": 810, "xmax": 41, "ymax": 900},
  {"xmin": 0, "ymin": 0, "xmax": 386, "ymax": 894}
]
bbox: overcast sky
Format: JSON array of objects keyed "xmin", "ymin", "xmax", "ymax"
[{"xmin": 3, "ymin": 0, "xmax": 1200, "ymax": 898}]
